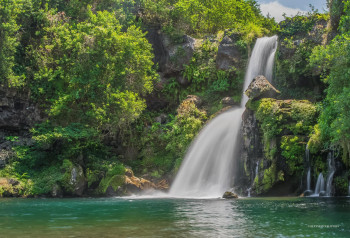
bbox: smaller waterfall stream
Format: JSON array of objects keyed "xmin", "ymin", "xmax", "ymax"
[
  {"xmin": 255, "ymin": 161, "xmax": 259, "ymax": 178},
  {"xmin": 306, "ymin": 168, "xmax": 311, "ymax": 192},
  {"xmin": 325, "ymin": 152, "xmax": 335, "ymax": 197},
  {"xmin": 313, "ymin": 173, "xmax": 325, "ymax": 196}
]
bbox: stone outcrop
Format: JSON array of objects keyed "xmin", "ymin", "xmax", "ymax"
[
  {"xmin": 221, "ymin": 97, "xmax": 237, "ymax": 106},
  {"xmin": 0, "ymin": 87, "xmax": 43, "ymax": 131},
  {"xmin": 245, "ymin": 75, "xmax": 280, "ymax": 101},
  {"xmin": 146, "ymin": 28, "xmax": 195, "ymax": 77},
  {"xmin": 105, "ymin": 168, "xmax": 169, "ymax": 196},
  {"xmin": 216, "ymin": 33, "xmax": 241, "ymax": 70},
  {"xmin": 0, "ymin": 177, "xmax": 24, "ymax": 197},
  {"xmin": 222, "ymin": 191, "xmax": 238, "ymax": 199},
  {"xmin": 236, "ymin": 80, "xmax": 318, "ymax": 196}
]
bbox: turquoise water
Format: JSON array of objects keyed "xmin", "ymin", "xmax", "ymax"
[{"xmin": 0, "ymin": 197, "xmax": 349, "ymax": 237}]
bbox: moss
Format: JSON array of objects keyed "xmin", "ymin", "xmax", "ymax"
[
  {"xmin": 280, "ymin": 136, "xmax": 305, "ymax": 175},
  {"xmin": 308, "ymin": 124, "xmax": 323, "ymax": 154},
  {"xmin": 334, "ymin": 176, "xmax": 348, "ymax": 196},
  {"xmin": 254, "ymin": 162, "xmax": 284, "ymax": 194},
  {"xmin": 97, "ymin": 163, "xmax": 126, "ymax": 194},
  {"xmin": 98, "ymin": 175, "xmax": 125, "ymax": 194},
  {"xmin": 61, "ymin": 159, "xmax": 75, "ymax": 193}
]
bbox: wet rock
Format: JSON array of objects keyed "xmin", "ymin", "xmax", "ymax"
[
  {"xmin": 124, "ymin": 173, "xmax": 157, "ymax": 194},
  {"xmin": 69, "ymin": 165, "xmax": 86, "ymax": 196},
  {"xmin": 51, "ymin": 184, "xmax": 63, "ymax": 198},
  {"xmin": 156, "ymin": 179, "xmax": 170, "ymax": 191},
  {"xmin": 221, "ymin": 97, "xmax": 237, "ymax": 106},
  {"xmin": 303, "ymin": 190, "xmax": 313, "ymax": 197},
  {"xmin": 245, "ymin": 75, "xmax": 280, "ymax": 101},
  {"xmin": 216, "ymin": 35, "xmax": 241, "ymax": 70},
  {"xmin": 222, "ymin": 191, "xmax": 238, "ymax": 199}
]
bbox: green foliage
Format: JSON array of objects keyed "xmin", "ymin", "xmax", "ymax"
[
  {"xmin": 280, "ymin": 136, "xmax": 304, "ymax": 175},
  {"xmin": 97, "ymin": 163, "xmax": 126, "ymax": 194},
  {"xmin": 275, "ymin": 11, "xmax": 329, "ymax": 100},
  {"xmin": 309, "ymin": 1, "xmax": 350, "ymax": 164},
  {"xmin": 334, "ymin": 176, "xmax": 349, "ymax": 195},
  {"xmin": 141, "ymin": 0, "xmax": 277, "ymax": 38},
  {"xmin": 0, "ymin": 0, "xmax": 25, "ymax": 86},
  {"xmin": 255, "ymin": 162, "xmax": 284, "ymax": 194},
  {"xmin": 308, "ymin": 124, "xmax": 323, "ymax": 154},
  {"xmin": 27, "ymin": 9, "xmax": 157, "ymax": 132},
  {"xmin": 251, "ymin": 99, "xmax": 317, "ymax": 176}
]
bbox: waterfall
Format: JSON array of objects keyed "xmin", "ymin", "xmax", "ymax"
[
  {"xmin": 313, "ymin": 173, "xmax": 325, "ymax": 196},
  {"xmin": 305, "ymin": 145, "xmax": 310, "ymax": 163},
  {"xmin": 255, "ymin": 161, "xmax": 259, "ymax": 179},
  {"xmin": 348, "ymin": 181, "xmax": 350, "ymax": 197},
  {"xmin": 304, "ymin": 145, "xmax": 312, "ymax": 195},
  {"xmin": 169, "ymin": 36, "xmax": 278, "ymax": 198},
  {"xmin": 325, "ymin": 152, "xmax": 335, "ymax": 197},
  {"xmin": 306, "ymin": 168, "xmax": 311, "ymax": 191}
]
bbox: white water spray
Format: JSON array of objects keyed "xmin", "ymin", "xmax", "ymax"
[
  {"xmin": 325, "ymin": 152, "xmax": 335, "ymax": 197},
  {"xmin": 313, "ymin": 173, "xmax": 325, "ymax": 196},
  {"xmin": 169, "ymin": 36, "xmax": 278, "ymax": 198}
]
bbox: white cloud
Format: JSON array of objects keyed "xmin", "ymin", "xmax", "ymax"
[{"xmin": 260, "ymin": 1, "xmax": 307, "ymax": 22}]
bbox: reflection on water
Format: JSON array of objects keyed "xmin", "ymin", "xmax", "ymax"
[
  {"xmin": 173, "ymin": 199, "xmax": 247, "ymax": 237},
  {"xmin": 0, "ymin": 197, "xmax": 349, "ymax": 237}
]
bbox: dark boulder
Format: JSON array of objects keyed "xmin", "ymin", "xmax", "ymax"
[
  {"xmin": 245, "ymin": 75, "xmax": 280, "ymax": 101},
  {"xmin": 216, "ymin": 35, "xmax": 241, "ymax": 70}
]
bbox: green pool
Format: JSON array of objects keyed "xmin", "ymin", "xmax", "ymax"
[{"xmin": 0, "ymin": 197, "xmax": 349, "ymax": 237}]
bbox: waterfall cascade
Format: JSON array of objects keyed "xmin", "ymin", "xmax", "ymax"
[
  {"xmin": 325, "ymin": 152, "xmax": 335, "ymax": 197},
  {"xmin": 313, "ymin": 173, "xmax": 325, "ymax": 196},
  {"xmin": 255, "ymin": 161, "xmax": 259, "ymax": 179},
  {"xmin": 306, "ymin": 168, "xmax": 311, "ymax": 192},
  {"xmin": 169, "ymin": 36, "xmax": 278, "ymax": 198},
  {"xmin": 304, "ymin": 146, "xmax": 312, "ymax": 194}
]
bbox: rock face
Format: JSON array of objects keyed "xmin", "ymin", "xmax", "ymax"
[
  {"xmin": 68, "ymin": 165, "xmax": 86, "ymax": 196},
  {"xmin": 216, "ymin": 34, "xmax": 241, "ymax": 70},
  {"xmin": 105, "ymin": 168, "xmax": 169, "ymax": 196},
  {"xmin": 0, "ymin": 87, "xmax": 43, "ymax": 131},
  {"xmin": 236, "ymin": 97, "xmax": 318, "ymax": 197},
  {"xmin": 146, "ymin": 28, "xmax": 195, "ymax": 77},
  {"xmin": 235, "ymin": 108, "xmax": 264, "ymax": 196},
  {"xmin": 245, "ymin": 75, "xmax": 280, "ymax": 101},
  {"xmin": 221, "ymin": 97, "xmax": 237, "ymax": 106},
  {"xmin": 222, "ymin": 191, "xmax": 238, "ymax": 199},
  {"xmin": 0, "ymin": 177, "xmax": 22, "ymax": 197},
  {"xmin": 145, "ymin": 29, "xmax": 196, "ymax": 110},
  {"xmin": 0, "ymin": 86, "xmax": 42, "ymax": 170}
]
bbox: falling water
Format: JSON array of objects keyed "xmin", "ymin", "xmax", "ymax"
[
  {"xmin": 255, "ymin": 161, "xmax": 259, "ymax": 179},
  {"xmin": 313, "ymin": 173, "xmax": 325, "ymax": 196},
  {"xmin": 169, "ymin": 36, "xmax": 278, "ymax": 198},
  {"xmin": 305, "ymin": 145, "xmax": 310, "ymax": 163},
  {"xmin": 306, "ymin": 168, "xmax": 311, "ymax": 192},
  {"xmin": 325, "ymin": 152, "xmax": 335, "ymax": 197},
  {"xmin": 348, "ymin": 181, "xmax": 350, "ymax": 197}
]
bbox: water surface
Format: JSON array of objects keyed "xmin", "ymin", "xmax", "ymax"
[{"xmin": 0, "ymin": 197, "xmax": 349, "ymax": 237}]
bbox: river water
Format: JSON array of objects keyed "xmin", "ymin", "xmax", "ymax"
[{"xmin": 0, "ymin": 197, "xmax": 349, "ymax": 237}]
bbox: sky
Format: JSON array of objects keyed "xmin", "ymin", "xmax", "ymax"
[{"xmin": 257, "ymin": 0, "xmax": 328, "ymax": 22}]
